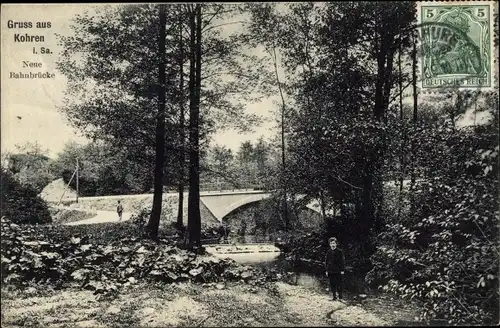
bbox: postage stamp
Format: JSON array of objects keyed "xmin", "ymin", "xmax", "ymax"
[{"xmin": 417, "ymin": 1, "xmax": 497, "ymax": 91}]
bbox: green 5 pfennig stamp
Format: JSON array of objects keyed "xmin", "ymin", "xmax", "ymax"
[{"xmin": 419, "ymin": 2, "xmax": 495, "ymax": 90}]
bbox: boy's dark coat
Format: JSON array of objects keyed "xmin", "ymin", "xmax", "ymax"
[{"xmin": 325, "ymin": 248, "xmax": 345, "ymax": 273}]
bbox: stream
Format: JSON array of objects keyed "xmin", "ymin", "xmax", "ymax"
[
  {"xmin": 210, "ymin": 248, "xmax": 332, "ymax": 295},
  {"xmin": 215, "ymin": 251, "xmax": 425, "ymax": 326}
]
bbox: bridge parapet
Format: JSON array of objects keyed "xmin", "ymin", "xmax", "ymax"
[
  {"xmin": 199, "ymin": 181, "xmax": 267, "ymax": 193},
  {"xmin": 200, "ymin": 189, "xmax": 271, "ymax": 197}
]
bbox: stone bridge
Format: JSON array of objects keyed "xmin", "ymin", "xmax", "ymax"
[
  {"xmin": 201, "ymin": 190, "xmax": 273, "ymax": 221},
  {"xmin": 200, "ymin": 190, "xmax": 328, "ymax": 221},
  {"xmin": 54, "ymin": 189, "xmax": 327, "ymax": 223}
]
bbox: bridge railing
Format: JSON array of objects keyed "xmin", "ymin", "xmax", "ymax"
[
  {"xmin": 161, "ymin": 184, "xmax": 268, "ymax": 193},
  {"xmin": 198, "ymin": 181, "xmax": 268, "ymax": 193}
]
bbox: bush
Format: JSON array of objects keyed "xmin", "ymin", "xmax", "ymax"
[
  {"xmin": 1, "ymin": 168, "xmax": 51, "ymax": 224},
  {"xmin": 7, "ymin": 153, "xmax": 55, "ymax": 194},
  {"xmin": 367, "ymin": 124, "xmax": 499, "ymax": 325}
]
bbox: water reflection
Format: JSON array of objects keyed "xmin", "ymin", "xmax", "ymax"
[
  {"xmin": 213, "ymin": 251, "xmax": 330, "ymax": 295},
  {"xmin": 213, "ymin": 251, "xmax": 281, "ymax": 264}
]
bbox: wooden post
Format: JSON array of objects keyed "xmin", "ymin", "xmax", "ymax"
[{"xmin": 58, "ymin": 169, "xmax": 77, "ymax": 206}]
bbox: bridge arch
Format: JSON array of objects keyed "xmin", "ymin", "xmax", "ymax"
[
  {"xmin": 219, "ymin": 193, "xmax": 271, "ymax": 221},
  {"xmin": 218, "ymin": 194, "xmax": 324, "ymax": 222},
  {"xmin": 199, "ymin": 190, "xmax": 326, "ymax": 223}
]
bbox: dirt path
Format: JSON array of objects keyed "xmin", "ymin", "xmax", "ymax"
[
  {"xmin": 275, "ymin": 282, "xmax": 390, "ymax": 326},
  {"xmin": 64, "ymin": 210, "xmax": 132, "ymax": 226},
  {"xmin": 1, "ymin": 282, "xmax": 418, "ymax": 327}
]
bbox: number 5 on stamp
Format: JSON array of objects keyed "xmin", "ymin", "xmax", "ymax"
[{"xmin": 418, "ymin": 1, "xmax": 496, "ymax": 90}]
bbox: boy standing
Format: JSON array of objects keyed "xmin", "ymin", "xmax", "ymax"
[
  {"xmin": 325, "ymin": 237, "xmax": 345, "ymax": 300},
  {"xmin": 117, "ymin": 200, "xmax": 123, "ymax": 221}
]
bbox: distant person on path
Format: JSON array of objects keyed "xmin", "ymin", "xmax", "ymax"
[
  {"xmin": 325, "ymin": 237, "xmax": 345, "ymax": 301},
  {"xmin": 217, "ymin": 224, "xmax": 228, "ymax": 244},
  {"xmin": 117, "ymin": 200, "xmax": 123, "ymax": 221}
]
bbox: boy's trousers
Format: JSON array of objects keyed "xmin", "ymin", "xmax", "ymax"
[{"xmin": 328, "ymin": 272, "xmax": 343, "ymax": 299}]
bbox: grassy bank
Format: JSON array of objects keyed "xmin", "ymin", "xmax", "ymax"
[{"xmin": 49, "ymin": 207, "xmax": 97, "ymax": 225}]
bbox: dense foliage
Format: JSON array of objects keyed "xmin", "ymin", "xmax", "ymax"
[
  {"xmin": 1, "ymin": 168, "xmax": 51, "ymax": 225},
  {"xmin": 53, "ymin": 142, "xmax": 153, "ymax": 197},
  {"xmin": 366, "ymin": 112, "xmax": 499, "ymax": 325},
  {"xmin": 2, "ymin": 142, "xmax": 56, "ymax": 194},
  {"xmin": 202, "ymin": 137, "xmax": 280, "ymax": 190},
  {"xmin": 244, "ymin": 2, "xmax": 499, "ymax": 325},
  {"xmin": 7, "ymin": 153, "xmax": 55, "ymax": 194}
]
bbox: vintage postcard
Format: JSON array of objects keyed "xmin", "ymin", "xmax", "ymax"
[{"xmin": 1, "ymin": 2, "xmax": 499, "ymax": 327}]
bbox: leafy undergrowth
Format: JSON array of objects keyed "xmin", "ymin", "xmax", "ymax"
[
  {"xmin": 357, "ymin": 290, "xmax": 423, "ymax": 326},
  {"xmin": 0, "ymin": 217, "xmax": 280, "ymax": 299}
]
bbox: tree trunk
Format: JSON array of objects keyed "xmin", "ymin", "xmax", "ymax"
[
  {"xmin": 361, "ymin": 37, "xmax": 386, "ymax": 240},
  {"xmin": 176, "ymin": 12, "xmax": 185, "ymax": 230},
  {"xmin": 397, "ymin": 40, "xmax": 405, "ymax": 220},
  {"xmin": 409, "ymin": 32, "xmax": 419, "ymax": 216},
  {"xmin": 361, "ymin": 151, "xmax": 375, "ymax": 240},
  {"xmin": 319, "ymin": 190, "xmax": 326, "ymax": 220},
  {"xmin": 194, "ymin": 4, "xmax": 203, "ymax": 242},
  {"xmin": 374, "ymin": 40, "xmax": 395, "ymax": 232},
  {"xmin": 271, "ymin": 47, "xmax": 289, "ymax": 231},
  {"xmin": 410, "ymin": 31, "xmax": 418, "ymax": 189},
  {"xmin": 398, "ymin": 40, "xmax": 404, "ymax": 194},
  {"xmin": 147, "ymin": 4, "xmax": 167, "ymax": 240},
  {"xmin": 187, "ymin": 4, "xmax": 202, "ymax": 248},
  {"xmin": 373, "ymin": 38, "xmax": 389, "ymax": 121},
  {"xmin": 361, "ymin": 30, "xmax": 396, "ymax": 240}
]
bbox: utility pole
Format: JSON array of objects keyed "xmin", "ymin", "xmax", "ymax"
[
  {"xmin": 58, "ymin": 169, "xmax": 77, "ymax": 206},
  {"xmin": 76, "ymin": 158, "xmax": 79, "ymax": 203}
]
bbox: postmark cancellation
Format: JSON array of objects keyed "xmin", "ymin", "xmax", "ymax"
[{"xmin": 417, "ymin": 1, "xmax": 498, "ymax": 92}]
